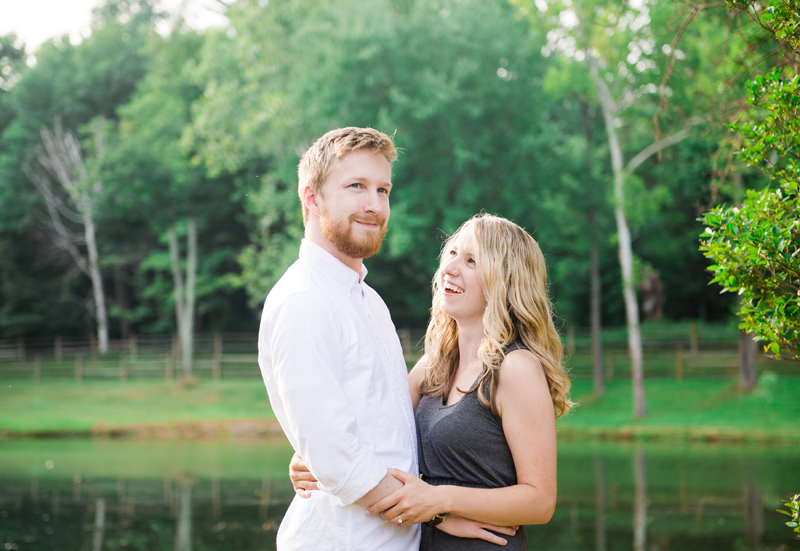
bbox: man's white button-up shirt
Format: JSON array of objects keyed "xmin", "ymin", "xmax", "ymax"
[{"xmin": 258, "ymin": 239, "xmax": 419, "ymax": 551}]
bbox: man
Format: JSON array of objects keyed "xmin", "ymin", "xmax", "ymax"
[{"xmin": 257, "ymin": 127, "xmax": 419, "ymax": 550}]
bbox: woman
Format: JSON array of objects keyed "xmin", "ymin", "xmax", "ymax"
[{"xmin": 293, "ymin": 214, "xmax": 573, "ymax": 548}]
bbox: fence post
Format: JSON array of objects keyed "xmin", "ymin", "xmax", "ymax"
[
  {"xmin": 566, "ymin": 327, "xmax": 575, "ymax": 356},
  {"xmin": 17, "ymin": 337, "xmax": 26, "ymax": 361},
  {"xmin": 690, "ymin": 323, "xmax": 699, "ymax": 355},
  {"xmin": 120, "ymin": 354, "xmax": 128, "ymax": 382},
  {"xmin": 165, "ymin": 355, "xmax": 174, "ymax": 380},
  {"xmin": 398, "ymin": 329, "xmax": 412, "ymax": 360},
  {"xmin": 34, "ymin": 354, "xmax": 42, "ymax": 382},
  {"xmin": 605, "ymin": 350, "xmax": 614, "ymax": 380},
  {"xmin": 675, "ymin": 348, "xmax": 684, "ymax": 381},
  {"xmin": 212, "ymin": 333, "xmax": 222, "ymax": 380},
  {"xmin": 75, "ymin": 356, "xmax": 83, "ymax": 382},
  {"xmin": 128, "ymin": 335, "xmax": 137, "ymax": 359},
  {"xmin": 55, "ymin": 337, "xmax": 63, "ymax": 362},
  {"xmin": 89, "ymin": 336, "xmax": 98, "ymax": 360}
]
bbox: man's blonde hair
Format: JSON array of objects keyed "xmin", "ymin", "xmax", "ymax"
[
  {"xmin": 421, "ymin": 214, "xmax": 574, "ymax": 418},
  {"xmin": 297, "ymin": 127, "xmax": 397, "ymax": 225}
]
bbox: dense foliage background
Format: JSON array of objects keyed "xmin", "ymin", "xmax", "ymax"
[{"xmin": 0, "ymin": 0, "xmax": 784, "ymax": 339}]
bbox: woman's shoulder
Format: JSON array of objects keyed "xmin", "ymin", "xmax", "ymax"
[
  {"xmin": 409, "ymin": 354, "xmax": 430, "ymax": 400},
  {"xmin": 498, "ymin": 344, "xmax": 545, "ymax": 386}
]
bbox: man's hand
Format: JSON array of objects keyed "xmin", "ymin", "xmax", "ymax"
[
  {"xmin": 437, "ymin": 514, "xmax": 518, "ymax": 546},
  {"xmin": 289, "ymin": 453, "xmax": 319, "ymax": 498}
]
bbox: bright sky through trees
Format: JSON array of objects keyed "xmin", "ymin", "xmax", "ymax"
[{"xmin": 0, "ymin": 0, "xmax": 227, "ymax": 55}]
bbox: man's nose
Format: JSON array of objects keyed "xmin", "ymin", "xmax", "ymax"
[{"xmin": 363, "ymin": 189, "xmax": 385, "ymax": 213}]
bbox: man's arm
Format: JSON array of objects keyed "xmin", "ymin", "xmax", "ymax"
[{"xmin": 262, "ymin": 293, "xmax": 398, "ymax": 506}]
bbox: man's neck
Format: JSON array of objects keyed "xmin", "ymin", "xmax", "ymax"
[{"xmin": 305, "ymin": 222, "xmax": 363, "ymax": 275}]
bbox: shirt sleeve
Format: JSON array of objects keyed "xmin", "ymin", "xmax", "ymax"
[{"xmin": 262, "ymin": 292, "xmax": 387, "ymax": 506}]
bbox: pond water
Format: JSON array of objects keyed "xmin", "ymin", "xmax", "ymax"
[{"xmin": 1, "ymin": 439, "xmax": 798, "ymax": 550}]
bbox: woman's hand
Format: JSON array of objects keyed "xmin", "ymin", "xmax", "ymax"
[
  {"xmin": 366, "ymin": 468, "xmax": 445, "ymax": 525},
  {"xmin": 289, "ymin": 453, "xmax": 319, "ymax": 498},
  {"xmin": 437, "ymin": 514, "xmax": 518, "ymax": 546}
]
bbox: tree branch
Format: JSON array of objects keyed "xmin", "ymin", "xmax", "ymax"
[{"xmin": 624, "ymin": 116, "xmax": 704, "ymax": 176}]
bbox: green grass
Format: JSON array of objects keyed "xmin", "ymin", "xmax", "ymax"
[
  {"xmin": 2, "ymin": 376, "xmax": 799, "ymax": 443},
  {"xmin": 559, "ymin": 375, "xmax": 800, "ymax": 443},
  {"xmin": 0, "ymin": 379, "xmax": 275, "ymax": 434}
]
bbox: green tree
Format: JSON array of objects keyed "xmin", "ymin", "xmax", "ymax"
[
  {"xmin": 105, "ymin": 26, "xmax": 249, "ymax": 373},
  {"xmin": 700, "ymin": 0, "xmax": 800, "ymax": 361},
  {"xmin": 0, "ymin": 1, "xmax": 157, "ymax": 339},
  {"xmin": 186, "ymin": 0, "xmax": 574, "ymax": 327}
]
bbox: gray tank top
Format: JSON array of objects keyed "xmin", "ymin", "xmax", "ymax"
[{"xmin": 415, "ymin": 343, "xmax": 529, "ymax": 550}]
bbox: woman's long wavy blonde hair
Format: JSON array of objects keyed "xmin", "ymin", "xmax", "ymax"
[{"xmin": 420, "ymin": 214, "xmax": 574, "ymax": 418}]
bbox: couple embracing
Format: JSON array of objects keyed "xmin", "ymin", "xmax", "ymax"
[{"xmin": 257, "ymin": 127, "xmax": 573, "ymax": 550}]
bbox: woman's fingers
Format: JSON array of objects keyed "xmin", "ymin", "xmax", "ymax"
[
  {"xmin": 475, "ymin": 529, "xmax": 508, "ymax": 546},
  {"xmin": 366, "ymin": 492, "xmax": 402, "ymax": 515},
  {"xmin": 295, "ymin": 480, "xmax": 319, "ymax": 491},
  {"xmin": 484, "ymin": 523, "xmax": 516, "ymax": 536}
]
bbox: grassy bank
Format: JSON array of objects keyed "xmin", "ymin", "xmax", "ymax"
[
  {"xmin": 2, "ymin": 376, "xmax": 799, "ymax": 443},
  {"xmin": 560, "ymin": 376, "xmax": 800, "ymax": 444},
  {"xmin": 0, "ymin": 379, "xmax": 277, "ymax": 437}
]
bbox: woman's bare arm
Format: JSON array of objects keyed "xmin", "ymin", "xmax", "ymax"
[
  {"xmin": 368, "ymin": 350, "xmax": 558, "ymax": 527},
  {"xmin": 407, "ymin": 355, "xmax": 428, "ymax": 411}
]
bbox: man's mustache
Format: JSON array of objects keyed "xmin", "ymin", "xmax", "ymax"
[{"xmin": 350, "ymin": 215, "xmax": 387, "ymax": 227}]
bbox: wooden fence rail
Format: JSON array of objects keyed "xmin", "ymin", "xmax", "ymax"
[{"xmin": 1, "ymin": 327, "xmax": 795, "ymax": 381}]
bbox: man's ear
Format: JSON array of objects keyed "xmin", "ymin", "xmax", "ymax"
[{"xmin": 303, "ymin": 185, "xmax": 322, "ymax": 217}]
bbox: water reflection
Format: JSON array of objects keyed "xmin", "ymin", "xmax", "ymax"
[
  {"xmin": 1, "ymin": 440, "xmax": 799, "ymax": 550},
  {"xmin": 632, "ymin": 449, "xmax": 646, "ymax": 551},
  {"xmin": 595, "ymin": 456, "xmax": 606, "ymax": 551}
]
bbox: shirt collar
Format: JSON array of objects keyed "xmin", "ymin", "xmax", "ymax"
[{"xmin": 299, "ymin": 238, "xmax": 368, "ymax": 296}]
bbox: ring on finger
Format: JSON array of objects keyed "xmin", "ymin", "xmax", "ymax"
[{"xmin": 398, "ymin": 516, "xmax": 403, "ymax": 524}]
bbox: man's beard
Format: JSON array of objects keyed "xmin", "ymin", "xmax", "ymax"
[{"xmin": 320, "ymin": 211, "xmax": 388, "ymax": 259}]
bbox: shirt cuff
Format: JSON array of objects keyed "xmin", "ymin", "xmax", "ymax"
[{"xmin": 320, "ymin": 451, "xmax": 388, "ymax": 506}]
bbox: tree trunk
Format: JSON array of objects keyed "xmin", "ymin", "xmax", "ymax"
[
  {"xmin": 589, "ymin": 208, "xmax": 605, "ymax": 395},
  {"xmin": 27, "ymin": 118, "xmax": 109, "ymax": 354},
  {"xmin": 169, "ymin": 218, "xmax": 198, "ymax": 378},
  {"xmin": 114, "ymin": 265, "xmax": 130, "ymax": 339},
  {"xmin": 581, "ymin": 100, "xmax": 605, "ymax": 395},
  {"xmin": 590, "ymin": 58, "xmax": 646, "ymax": 417},
  {"xmin": 82, "ymin": 195, "xmax": 108, "ymax": 354},
  {"xmin": 739, "ymin": 330, "xmax": 757, "ymax": 390},
  {"xmin": 184, "ymin": 218, "xmax": 197, "ymax": 378}
]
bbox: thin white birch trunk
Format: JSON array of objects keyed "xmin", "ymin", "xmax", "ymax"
[
  {"xmin": 169, "ymin": 217, "xmax": 198, "ymax": 378},
  {"xmin": 27, "ymin": 118, "xmax": 108, "ymax": 353},
  {"xmin": 589, "ymin": 57, "xmax": 647, "ymax": 418},
  {"xmin": 82, "ymin": 194, "xmax": 108, "ymax": 354},
  {"xmin": 589, "ymin": 54, "xmax": 700, "ymax": 418}
]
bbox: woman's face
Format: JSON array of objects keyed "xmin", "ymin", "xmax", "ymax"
[{"xmin": 439, "ymin": 226, "xmax": 487, "ymax": 324}]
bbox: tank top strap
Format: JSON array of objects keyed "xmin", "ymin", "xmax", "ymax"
[{"xmin": 504, "ymin": 341, "xmax": 529, "ymax": 354}]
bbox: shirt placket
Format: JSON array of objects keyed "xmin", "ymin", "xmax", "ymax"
[{"xmin": 355, "ymin": 284, "xmax": 419, "ymax": 475}]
